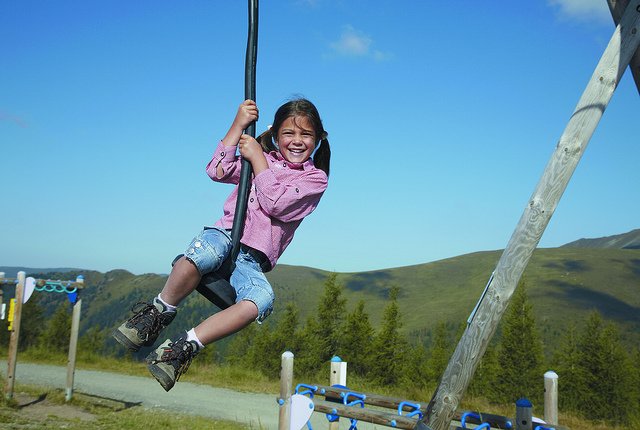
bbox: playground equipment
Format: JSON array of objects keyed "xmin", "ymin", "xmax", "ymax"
[
  {"xmin": 276, "ymin": 2, "xmax": 640, "ymax": 426},
  {"xmin": 416, "ymin": 2, "xmax": 640, "ymax": 428},
  {"xmin": 278, "ymin": 354, "xmax": 563, "ymax": 430},
  {"xmin": 1, "ymin": 271, "xmax": 85, "ymax": 401}
]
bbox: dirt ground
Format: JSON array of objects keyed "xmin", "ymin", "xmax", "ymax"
[{"xmin": 2, "ymin": 391, "xmax": 99, "ymax": 428}]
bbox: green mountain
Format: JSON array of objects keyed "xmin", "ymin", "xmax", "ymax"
[
  {"xmin": 561, "ymin": 228, "xmax": 640, "ymax": 249},
  {"xmin": 3, "ymin": 230, "xmax": 639, "ymax": 354}
]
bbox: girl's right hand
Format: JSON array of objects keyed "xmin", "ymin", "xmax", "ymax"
[{"xmin": 234, "ymin": 99, "xmax": 259, "ymax": 131}]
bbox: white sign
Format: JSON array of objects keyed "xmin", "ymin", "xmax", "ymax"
[
  {"xmin": 290, "ymin": 394, "xmax": 314, "ymax": 430},
  {"xmin": 24, "ymin": 277, "xmax": 36, "ymax": 303}
]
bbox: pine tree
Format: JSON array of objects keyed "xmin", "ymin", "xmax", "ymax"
[
  {"xmin": 316, "ymin": 273, "xmax": 347, "ymax": 363},
  {"xmin": 78, "ymin": 326, "xmax": 111, "ymax": 360},
  {"xmin": 629, "ymin": 348, "xmax": 640, "ymax": 426},
  {"xmin": 18, "ymin": 296, "xmax": 46, "ymax": 351},
  {"xmin": 39, "ymin": 301, "xmax": 72, "ymax": 353},
  {"xmin": 293, "ymin": 273, "xmax": 347, "ymax": 378},
  {"xmin": 469, "ymin": 340, "xmax": 501, "ymax": 401},
  {"xmin": 339, "ymin": 300, "xmax": 374, "ymax": 376},
  {"xmin": 226, "ymin": 321, "xmax": 259, "ymax": 364},
  {"xmin": 495, "ymin": 283, "xmax": 545, "ymax": 404},
  {"xmin": 553, "ymin": 323, "xmax": 587, "ymax": 412},
  {"xmin": 425, "ymin": 321, "xmax": 453, "ymax": 383},
  {"xmin": 576, "ymin": 312, "xmax": 633, "ymax": 425},
  {"xmin": 295, "ymin": 315, "xmax": 324, "ymax": 377},
  {"xmin": 244, "ymin": 303, "xmax": 299, "ymax": 378},
  {"xmin": 369, "ymin": 286, "xmax": 409, "ymax": 386}
]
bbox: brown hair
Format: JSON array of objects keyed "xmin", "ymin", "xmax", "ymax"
[{"xmin": 257, "ymin": 98, "xmax": 331, "ymax": 177}]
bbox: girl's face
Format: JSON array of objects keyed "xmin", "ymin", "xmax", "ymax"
[{"xmin": 276, "ymin": 115, "xmax": 316, "ymax": 164}]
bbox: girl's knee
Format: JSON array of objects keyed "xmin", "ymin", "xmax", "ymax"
[{"xmin": 238, "ymin": 299, "xmax": 260, "ymax": 320}]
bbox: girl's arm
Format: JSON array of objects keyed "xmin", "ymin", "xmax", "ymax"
[{"xmin": 207, "ymin": 100, "xmax": 259, "ymax": 182}]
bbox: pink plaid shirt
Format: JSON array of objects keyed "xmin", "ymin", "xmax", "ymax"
[{"xmin": 206, "ymin": 141, "xmax": 328, "ymax": 268}]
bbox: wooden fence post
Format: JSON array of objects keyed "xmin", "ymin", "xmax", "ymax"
[
  {"xmin": 544, "ymin": 371, "xmax": 558, "ymax": 425},
  {"xmin": 65, "ymin": 275, "xmax": 83, "ymax": 402},
  {"xmin": 5, "ymin": 271, "xmax": 25, "ymax": 400},
  {"xmin": 418, "ymin": 3, "xmax": 640, "ymax": 429},
  {"xmin": 329, "ymin": 356, "xmax": 347, "ymax": 430},
  {"xmin": 279, "ymin": 351, "xmax": 294, "ymax": 430}
]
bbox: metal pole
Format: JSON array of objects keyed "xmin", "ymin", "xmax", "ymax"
[{"xmin": 230, "ymin": 0, "xmax": 259, "ymax": 262}]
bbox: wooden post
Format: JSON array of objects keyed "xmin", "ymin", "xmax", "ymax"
[
  {"xmin": 329, "ymin": 356, "xmax": 347, "ymax": 430},
  {"xmin": 417, "ymin": 4, "xmax": 640, "ymax": 429},
  {"xmin": 544, "ymin": 371, "xmax": 558, "ymax": 425},
  {"xmin": 607, "ymin": 0, "xmax": 640, "ymax": 93},
  {"xmin": 65, "ymin": 275, "xmax": 83, "ymax": 401},
  {"xmin": 5, "ymin": 271, "xmax": 25, "ymax": 400},
  {"xmin": 0, "ymin": 272, "xmax": 5, "ymax": 320},
  {"xmin": 279, "ymin": 351, "xmax": 294, "ymax": 430}
]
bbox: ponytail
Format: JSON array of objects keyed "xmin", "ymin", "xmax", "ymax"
[
  {"xmin": 256, "ymin": 128, "xmax": 277, "ymax": 153},
  {"xmin": 313, "ymin": 135, "xmax": 331, "ymax": 177}
]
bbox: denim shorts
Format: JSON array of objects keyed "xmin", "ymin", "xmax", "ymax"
[{"xmin": 185, "ymin": 227, "xmax": 274, "ymax": 323}]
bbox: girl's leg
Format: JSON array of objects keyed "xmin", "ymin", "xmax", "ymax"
[
  {"xmin": 159, "ymin": 256, "xmax": 201, "ymax": 306},
  {"xmin": 193, "ymin": 300, "xmax": 258, "ymax": 345},
  {"xmin": 160, "ymin": 227, "xmax": 233, "ymax": 306}
]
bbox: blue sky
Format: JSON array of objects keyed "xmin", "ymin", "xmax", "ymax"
[{"xmin": 1, "ymin": 1, "xmax": 638, "ymax": 275}]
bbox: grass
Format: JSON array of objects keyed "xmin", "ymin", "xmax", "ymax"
[
  {"xmin": 0, "ymin": 384, "xmax": 251, "ymax": 430},
  {"xmin": 3, "ymin": 348, "xmax": 637, "ymax": 429}
]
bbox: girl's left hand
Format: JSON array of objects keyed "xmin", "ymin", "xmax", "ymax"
[
  {"xmin": 238, "ymin": 134, "xmax": 268, "ymax": 174},
  {"xmin": 238, "ymin": 134, "xmax": 262, "ymax": 161}
]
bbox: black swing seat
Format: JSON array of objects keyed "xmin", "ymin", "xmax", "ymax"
[{"xmin": 171, "ymin": 254, "xmax": 237, "ymax": 310}]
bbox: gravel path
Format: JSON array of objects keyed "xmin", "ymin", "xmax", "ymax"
[{"xmin": 1, "ymin": 361, "xmax": 383, "ymax": 429}]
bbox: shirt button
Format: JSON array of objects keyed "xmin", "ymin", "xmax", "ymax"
[
  {"xmin": 295, "ymin": 187, "xmax": 299, "ymax": 193},
  {"xmin": 220, "ymin": 151, "xmax": 225, "ymax": 156},
  {"xmin": 250, "ymin": 198, "xmax": 254, "ymax": 202},
  {"xmin": 283, "ymin": 163, "xmax": 286, "ymax": 167},
  {"xmin": 195, "ymin": 241, "xmax": 202, "ymax": 248}
]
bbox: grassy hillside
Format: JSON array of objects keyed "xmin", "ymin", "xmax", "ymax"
[
  {"xmin": 561, "ymin": 228, "xmax": 640, "ymax": 249},
  {"xmin": 5, "ymin": 247, "xmax": 640, "ymax": 355}
]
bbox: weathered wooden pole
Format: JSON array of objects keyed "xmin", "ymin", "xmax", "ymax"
[
  {"xmin": 544, "ymin": 371, "xmax": 559, "ymax": 425},
  {"xmin": 417, "ymin": 3, "xmax": 640, "ymax": 429},
  {"xmin": 608, "ymin": 0, "xmax": 640, "ymax": 93},
  {"xmin": 278, "ymin": 351, "xmax": 294, "ymax": 430},
  {"xmin": 328, "ymin": 356, "xmax": 347, "ymax": 430},
  {"xmin": 5, "ymin": 271, "xmax": 25, "ymax": 400},
  {"xmin": 65, "ymin": 276, "xmax": 83, "ymax": 402}
]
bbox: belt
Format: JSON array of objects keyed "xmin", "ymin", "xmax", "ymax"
[{"xmin": 240, "ymin": 244, "xmax": 272, "ymax": 273}]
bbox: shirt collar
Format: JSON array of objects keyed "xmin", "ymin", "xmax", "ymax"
[{"xmin": 270, "ymin": 151, "xmax": 315, "ymax": 170}]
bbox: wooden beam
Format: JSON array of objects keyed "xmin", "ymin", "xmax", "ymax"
[
  {"xmin": 313, "ymin": 399, "xmax": 419, "ymax": 430},
  {"xmin": 417, "ymin": 3, "xmax": 640, "ymax": 429},
  {"xmin": 608, "ymin": 0, "xmax": 640, "ymax": 94}
]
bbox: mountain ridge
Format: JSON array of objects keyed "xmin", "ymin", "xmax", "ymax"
[{"xmin": 2, "ymin": 229, "xmax": 639, "ymax": 353}]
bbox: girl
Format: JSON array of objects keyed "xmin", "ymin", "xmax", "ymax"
[{"xmin": 113, "ymin": 98, "xmax": 330, "ymax": 391}]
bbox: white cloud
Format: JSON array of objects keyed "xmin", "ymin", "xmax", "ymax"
[
  {"xmin": 329, "ymin": 25, "xmax": 391, "ymax": 61},
  {"xmin": 547, "ymin": 0, "xmax": 612, "ymax": 24}
]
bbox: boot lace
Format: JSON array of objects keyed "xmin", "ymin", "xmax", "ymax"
[
  {"xmin": 129, "ymin": 302, "xmax": 167, "ymax": 343},
  {"xmin": 155, "ymin": 338, "xmax": 196, "ymax": 381}
]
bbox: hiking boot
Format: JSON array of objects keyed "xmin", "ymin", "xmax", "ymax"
[
  {"xmin": 146, "ymin": 332, "xmax": 200, "ymax": 392},
  {"xmin": 112, "ymin": 298, "xmax": 176, "ymax": 352}
]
